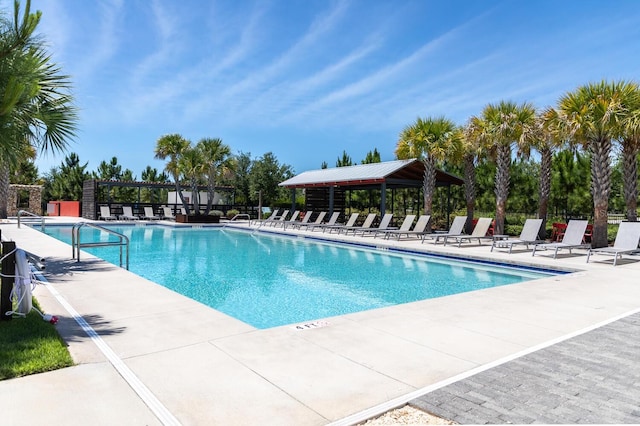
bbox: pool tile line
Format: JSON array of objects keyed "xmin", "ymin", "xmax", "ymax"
[{"xmin": 327, "ymin": 305, "xmax": 640, "ymax": 426}]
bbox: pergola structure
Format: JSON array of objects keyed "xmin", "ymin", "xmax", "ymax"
[{"xmin": 279, "ymin": 158, "xmax": 464, "ymax": 219}]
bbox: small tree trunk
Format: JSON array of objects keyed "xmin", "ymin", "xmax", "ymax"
[
  {"xmin": 205, "ymin": 168, "xmax": 215, "ymax": 215},
  {"xmin": 421, "ymin": 156, "xmax": 437, "ymax": 217},
  {"xmin": 537, "ymin": 147, "xmax": 552, "ymax": 239},
  {"xmin": 622, "ymin": 139, "xmax": 638, "ymax": 222},
  {"xmin": 463, "ymin": 154, "xmax": 476, "ymax": 234},
  {"xmin": 0, "ymin": 163, "xmax": 9, "ymax": 219},
  {"xmin": 494, "ymin": 144, "xmax": 511, "ymax": 235},
  {"xmin": 590, "ymin": 137, "xmax": 612, "ymax": 248}
]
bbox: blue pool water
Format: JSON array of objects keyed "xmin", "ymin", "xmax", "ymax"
[{"xmin": 43, "ymin": 225, "xmax": 554, "ymax": 329}]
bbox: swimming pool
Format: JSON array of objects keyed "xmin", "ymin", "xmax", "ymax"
[{"xmin": 43, "ymin": 224, "xmax": 555, "ymax": 329}]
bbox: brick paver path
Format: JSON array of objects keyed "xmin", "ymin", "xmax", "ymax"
[{"xmin": 411, "ymin": 312, "xmax": 640, "ymax": 424}]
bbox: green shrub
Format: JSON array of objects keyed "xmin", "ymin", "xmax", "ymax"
[
  {"xmin": 209, "ymin": 210, "xmax": 223, "ymax": 217},
  {"xmin": 226, "ymin": 209, "xmax": 239, "ymax": 219}
]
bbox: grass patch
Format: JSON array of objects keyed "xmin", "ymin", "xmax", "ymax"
[{"xmin": 0, "ymin": 299, "xmax": 73, "ymax": 380}]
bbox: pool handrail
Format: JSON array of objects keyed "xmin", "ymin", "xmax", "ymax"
[
  {"xmin": 71, "ymin": 222, "xmax": 130, "ymax": 270},
  {"xmin": 17, "ymin": 210, "xmax": 45, "ymax": 232}
]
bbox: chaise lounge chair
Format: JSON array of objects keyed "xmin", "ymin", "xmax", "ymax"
[
  {"xmin": 322, "ymin": 213, "xmax": 360, "ymax": 233},
  {"xmin": 586, "ymin": 221, "xmax": 640, "ymax": 266},
  {"xmin": 161, "ymin": 206, "xmax": 176, "ymax": 220},
  {"xmin": 379, "ymin": 214, "xmax": 431, "ymax": 240},
  {"xmin": 284, "ymin": 211, "xmax": 312, "ymax": 230},
  {"xmin": 444, "ymin": 217, "xmax": 493, "ymax": 247},
  {"xmin": 120, "ymin": 206, "xmax": 140, "ymax": 220},
  {"xmin": 142, "ymin": 207, "xmax": 161, "ymax": 220},
  {"xmin": 374, "ymin": 215, "xmax": 415, "ymax": 239},
  {"xmin": 341, "ymin": 213, "xmax": 376, "ymax": 235},
  {"xmin": 532, "ymin": 220, "xmax": 589, "ymax": 259},
  {"xmin": 307, "ymin": 212, "xmax": 340, "ymax": 232},
  {"xmin": 260, "ymin": 209, "xmax": 289, "ymax": 228},
  {"xmin": 295, "ymin": 211, "xmax": 326, "ymax": 230},
  {"xmin": 422, "ymin": 216, "xmax": 466, "ymax": 244},
  {"xmin": 100, "ymin": 206, "xmax": 117, "ymax": 221},
  {"xmin": 356, "ymin": 213, "xmax": 393, "ymax": 237},
  {"xmin": 272, "ymin": 210, "xmax": 299, "ymax": 228},
  {"xmin": 251, "ymin": 209, "xmax": 280, "ymax": 226},
  {"xmin": 491, "ymin": 218, "xmax": 544, "ymax": 254}
]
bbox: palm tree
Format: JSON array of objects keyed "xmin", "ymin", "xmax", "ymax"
[
  {"xmin": 555, "ymin": 80, "xmax": 635, "ymax": 247},
  {"xmin": 619, "ymin": 82, "xmax": 640, "ymax": 222},
  {"xmin": 395, "ymin": 116, "xmax": 457, "ymax": 220},
  {"xmin": 154, "ymin": 133, "xmax": 191, "ymax": 214},
  {"xmin": 471, "ymin": 101, "xmax": 537, "ymax": 235},
  {"xmin": 458, "ymin": 124, "xmax": 484, "ymax": 233},
  {"xmin": 536, "ymin": 108, "xmax": 566, "ymax": 238},
  {"xmin": 177, "ymin": 147, "xmax": 204, "ymax": 215},
  {"xmin": 196, "ymin": 137, "xmax": 233, "ymax": 215},
  {"xmin": 0, "ymin": 1, "xmax": 78, "ymax": 218}
]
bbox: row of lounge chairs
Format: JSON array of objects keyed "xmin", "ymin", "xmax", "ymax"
[
  {"xmin": 494, "ymin": 218, "xmax": 640, "ymax": 266},
  {"xmin": 252, "ymin": 210, "xmax": 433, "ymax": 239},
  {"xmin": 253, "ymin": 210, "xmax": 640, "ymax": 266},
  {"xmin": 99, "ymin": 206, "xmax": 177, "ymax": 221}
]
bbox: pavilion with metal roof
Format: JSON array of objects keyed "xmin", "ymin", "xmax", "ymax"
[{"xmin": 279, "ymin": 158, "xmax": 463, "ymax": 217}]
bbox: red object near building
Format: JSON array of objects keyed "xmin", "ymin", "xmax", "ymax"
[{"xmin": 47, "ymin": 201, "xmax": 81, "ymax": 217}]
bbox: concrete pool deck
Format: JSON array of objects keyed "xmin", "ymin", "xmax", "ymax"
[{"xmin": 1, "ymin": 217, "xmax": 639, "ymax": 425}]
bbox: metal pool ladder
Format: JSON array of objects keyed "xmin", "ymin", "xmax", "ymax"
[
  {"xmin": 71, "ymin": 222, "xmax": 130, "ymax": 269},
  {"xmin": 17, "ymin": 210, "xmax": 45, "ymax": 232}
]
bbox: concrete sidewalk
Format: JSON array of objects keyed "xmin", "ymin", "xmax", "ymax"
[{"xmin": 1, "ymin": 219, "xmax": 640, "ymax": 425}]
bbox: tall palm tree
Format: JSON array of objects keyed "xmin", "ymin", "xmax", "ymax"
[
  {"xmin": 471, "ymin": 101, "xmax": 537, "ymax": 235},
  {"xmin": 536, "ymin": 108, "xmax": 566, "ymax": 238},
  {"xmin": 619, "ymin": 82, "xmax": 640, "ymax": 222},
  {"xmin": 395, "ymin": 116, "xmax": 457, "ymax": 220},
  {"xmin": 457, "ymin": 125, "xmax": 485, "ymax": 233},
  {"xmin": 556, "ymin": 80, "xmax": 634, "ymax": 247},
  {"xmin": 154, "ymin": 133, "xmax": 191, "ymax": 214},
  {"xmin": 196, "ymin": 137, "xmax": 233, "ymax": 215},
  {"xmin": 0, "ymin": 1, "xmax": 78, "ymax": 218}
]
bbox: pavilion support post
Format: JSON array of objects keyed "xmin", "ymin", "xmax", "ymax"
[
  {"xmin": 380, "ymin": 182, "xmax": 386, "ymax": 216},
  {"xmin": 447, "ymin": 185, "xmax": 451, "ymax": 230},
  {"xmin": 329, "ymin": 186, "xmax": 334, "ymax": 216},
  {"xmin": 290, "ymin": 188, "xmax": 296, "ymax": 213}
]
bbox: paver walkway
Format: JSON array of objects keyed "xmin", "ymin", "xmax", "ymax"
[{"xmin": 411, "ymin": 312, "xmax": 640, "ymax": 424}]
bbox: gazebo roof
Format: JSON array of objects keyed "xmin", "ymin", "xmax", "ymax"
[{"xmin": 279, "ymin": 159, "xmax": 463, "ymax": 189}]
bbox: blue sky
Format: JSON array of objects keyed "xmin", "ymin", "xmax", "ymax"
[{"xmin": 29, "ymin": 0, "xmax": 640, "ymax": 178}]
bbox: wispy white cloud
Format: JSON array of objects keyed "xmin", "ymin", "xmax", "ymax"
[
  {"xmin": 183, "ymin": 0, "xmax": 351, "ymax": 121},
  {"xmin": 74, "ymin": 0, "xmax": 123, "ymax": 80}
]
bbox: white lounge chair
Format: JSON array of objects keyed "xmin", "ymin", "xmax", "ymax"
[
  {"xmin": 143, "ymin": 207, "xmax": 161, "ymax": 220},
  {"xmin": 586, "ymin": 221, "xmax": 640, "ymax": 266},
  {"xmin": 295, "ymin": 211, "xmax": 326, "ymax": 230},
  {"xmin": 161, "ymin": 206, "xmax": 176, "ymax": 220},
  {"xmin": 120, "ymin": 206, "xmax": 140, "ymax": 220},
  {"xmin": 491, "ymin": 219, "xmax": 544, "ymax": 253},
  {"xmin": 284, "ymin": 211, "xmax": 312, "ymax": 230},
  {"xmin": 444, "ymin": 217, "xmax": 493, "ymax": 247},
  {"xmin": 323, "ymin": 213, "xmax": 359, "ymax": 234},
  {"xmin": 251, "ymin": 208, "xmax": 280, "ymax": 226},
  {"xmin": 378, "ymin": 215, "xmax": 431, "ymax": 240},
  {"xmin": 374, "ymin": 215, "xmax": 415, "ymax": 239},
  {"xmin": 260, "ymin": 209, "xmax": 289, "ymax": 228},
  {"xmin": 100, "ymin": 206, "xmax": 117, "ymax": 221},
  {"xmin": 356, "ymin": 213, "xmax": 393, "ymax": 237},
  {"xmin": 341, "ymin": 213, "xmax": 376, "ymax": 235},
  {"xmin": 273, "ymin": 210, "xmax": 299, "ymax": 228},
  {"xmin": 423, "ymin": 216, "xmax": 466, "ymax": 244},
  {"xmin": 308, "ymin": 211, "xmax": 340, "ymax": 232},
  {"xmin": 532, "ymin": 220, "xmax": 589, "ymax": 258}
]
